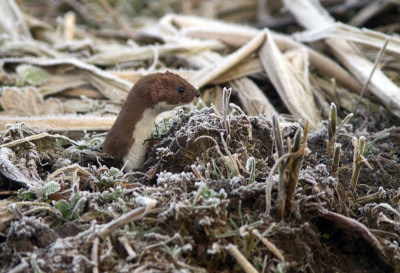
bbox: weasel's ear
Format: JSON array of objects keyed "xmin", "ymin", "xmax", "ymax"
[{"xmin": 151, "ymin": 78, "xmax": 164, "ymax": 95}]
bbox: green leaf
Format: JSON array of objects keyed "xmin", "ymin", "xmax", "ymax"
[
  {"xmin": 53, "ymin": 200, "xmax": 72, "ymax": 219},
  {"xmin": 18, "ymin": 189, "xmax": 36, "ymax": 201},
  {"xmin": 101, "ymin": 186, "xmax": 125, "ymax": 203},
  {"xmin": 42, "ymin": 181, "xmax": 61, "ymax": 199},
  {"xmin": 16, "ymin": 64, "xmax": 50, "ymax": 85}
]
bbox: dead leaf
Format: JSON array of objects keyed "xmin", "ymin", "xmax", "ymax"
[{"xmin": 0, "ymin": 87, "xmax": 63, "ymax": 116}]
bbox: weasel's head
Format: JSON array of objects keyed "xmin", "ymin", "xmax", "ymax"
[{"xmin": 150, "ymin": 71, "xmax": 200, "ymax": 109}]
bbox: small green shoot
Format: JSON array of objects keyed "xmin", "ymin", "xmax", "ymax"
[
  {"xmin": 154, "ymin": 122, "xmax": 160, "ymax": 138},
  {"xmin": 363, "ymin": 132, "xmax": 390, "ymax": 155},
  {"xmin": 241, "ymin": 228, "xmax": 257, "ymax": 257},
  {"xmin": 57, "ymin": 131, "xmax": 69, "ymax": 147},
  {"xmin": 18, "ymin": 189, "xmax": 36, "ymax": 201},
  {"xmin": 331, "ymin": 143, "xmax": 341, "ymax": 179},
  {"xmin": 326, "ymin": 103, "xmax": 353, "ymax": 156},
  {"xmin": 272, "ymin": 262, "xmax": 290, "ymax": 273},
  {"xmin": 210, "ymin": 158, "xmax": 224, "ymax": 180},
  {"xmin": 350, "ymin": 136, "xmax": 373, "ymax": 190},
  {"xmin": 101, "ymin": 186, "xmax": 126, "ymax": 203},
  {"xmin": 54, "ymin": 199, "xmax": 73, "ymax": 219},
  {"xmin": 30, "ymin": 253, "xmax": 44, "ymax": 273},
  {"xmin": 16, "ymin": 64, "xmax": 50, "ymax": 86},
  {"xmin": 98, "ymin": 167, "xmax": 125, "ymax": 188},
  {"xmin": 192, "ymin": 182, "xmax": 227, "ymax": 207},
  {"xmin": 53, "ymin": 184, "xmax": 86, "ymax": 220},
  {"xmin": 163, "ymin": 244, "xmax": 181, "ymax": 262},
  {"xmin": 18, "ymin": 181, "xmax": 61, "ymax": 202},
  {"xmin": 322, "ymin": 233, "xmax": 330, "ymax": 240},
  {"xmin": 194, "ymin": 133, "xmax": 240, "ymax": 180},
  {"xmin": 221, "ymin": 87, "xmax": 232, "ymax": 136},
  {"xmin": 246, "ymin": 157, "xmax": 257, "ymax": 184},
  {"xmin": 266, "ymin": 116, "xmax": 310, "ymax": 219},
  {"xmin": 253, "ymin": 257, "xmax": 263, "ymax": 271},
  {"xmin": 238, "ymin": 200, "xmax": 244, "ymax": 227},
  {"xmin": 74, "ymin": 131, "xmax": 103, "ymax": 150}
]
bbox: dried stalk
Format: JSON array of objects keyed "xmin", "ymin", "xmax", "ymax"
[
  {"xmin": 318, "ymin": 208, "xmax": 390, "ymax": 265},
  {"xmin": 190, "ymin": 31, "xmax": 266, "ymax": 88},
  {"xmin": 96, "ymin": 197, "xmax": 156, "ymax": 239},
  {"xmin": 0, "ymin": 132, "xmax": 79, "ymax": 148},
  {"xmin": 331, "ymin": 143, "xmax": 341, "ymax": 179},
  {"xmin": 354, "ymin": 37, "xmax": 389, "ymax": 109},
  {"xmin": 91, "ymin": 236, "xmax": 99, "ymax": 273},
  {"xmin": 350, "ymin": 136, "xmax": 373, "ymax": 190},
  {"xmin": 266, "ymin": 116, "xmax": 309, "ymax": 218},
  {"xmin": 259, "ymin": 29, "xmax": 320, "ymax": 129},
  {"xmin": 225, "ymin": 244, "xmax": 258, "ymax": 273},
  {"xmin": 284, "ymin": 0, "xmax": 400, "ymax": 118},
  {"xmin": 252, "ymin": 229, "xmax": 284, "ymax": 261},
  {"xmin": 0, "ymin": 115, "xmax": 116, "ymax": 132}
]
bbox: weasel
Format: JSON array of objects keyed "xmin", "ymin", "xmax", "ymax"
[{"xmin": 103, "ymin": 71, "xmax": 200, "ymax": 171}]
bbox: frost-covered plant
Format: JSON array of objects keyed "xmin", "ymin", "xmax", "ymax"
[
  {"xmin": 353, "ymin": 187, "xmax": 386, "ymax": 205},
  {"xmin": 18, "ymin": 181, "xmax": 61, "ymax": 201},
  {"xmin": 30, "ymin": 253, "xmax": 44, "ymax": 273},
  {"xmin": 98, "ymin": 167, "xmax": 125, "ymax": 187},
  {"xmin": 18, "ymin": 189, "xmax": 36, "ymax": 201},
  {"xmin": 266, "ymin": 115, "xmax": 310, "ymax": 219},
  {"xmin": 53, "ymin": 184, "xmax": 86, "ymax": 220},
  {"xmin": 221, "ymin": 87, "xmax": 232, "ymax": 135},
  {"xmin": 326, "ymin": 103, "xmax": 353, "ymax": 156},
  {"xmin": 157, "ymin": 171, "xmax": 195, "ymax": 190},
  {"xmin": 363, "ymin": 132, "xmax": 390, "ymax": 155},
  {"xmin": 331, "ymin": 143, "xmax": 341, "ymax": 179},
  {"xmin": 350, "ymin": 136, "xmax": 373, "ymax": 190},
  {"xmin": 195, "ymin": 133, "xmax": 240, "ymax": 180},
  {"xmin": 101, "ymin": 186, "xmax": 126, "ymax": 203},
  {"xmin": 153, "ymin": 115, "xmax": 170, "ymax": 138},
  {"xmin": 192, "ymin": 182, "xmax": 227, "ymax": 208},
  {"xmin": 246, "ymin": 157, "xmax": 257, "ymax": 184},
  {"xmin": 73, "ymin": 131, "xmax": 104, "ymax": 150},
  {"xmin": 16, "ymin": 64, "xmax": 50, "ymax": 86}
]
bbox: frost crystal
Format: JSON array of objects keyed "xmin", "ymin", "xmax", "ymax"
[
  {"xmin": 314, "ymin": 164, "xmax": 329, "ymax": 176},
  {"xmin": 156, "ymin": 171, "xmax": 195, "ymax": 186},
  {"xmin": 199, "ymin": 216, "xmax": 214, "ymax": 226},
  {"xmin": 321, "ymin": 176, "xmax": 337, "ymax": 188},
  {"xmin": 9, "ymin": 216, "xmax": 47, "ymax": 238}
]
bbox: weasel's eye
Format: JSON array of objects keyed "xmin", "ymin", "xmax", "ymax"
[{"xmin": 177, "ymin": 87, "xmax": 185, "ymax": 93}]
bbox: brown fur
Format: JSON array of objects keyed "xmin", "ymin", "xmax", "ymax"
[{"xmin": 103, "ymin": 71, "xmax": 200, "ymax": 162}]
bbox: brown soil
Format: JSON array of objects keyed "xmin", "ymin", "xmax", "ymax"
[{"xmin": 0, "ymin": 107, "xmax": 399, "ymax": 272}]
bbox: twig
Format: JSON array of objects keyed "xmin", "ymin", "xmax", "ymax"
[
  {"xmin": 350, "ymin": 136, "xmax": 373, "ymax": 190},
  {"xmin": 252, "ymin": 229, "xmax": 284, "ymax": 261},
  {"xmin": 0, "ymin": 132, "xmax": 80, "ymax": 149},
  {"xmin": 354, "ymin": 37, "xmax": 389, "ymax": 109},
  {"xmin": 376, "ymin": 154, "xmax": 389, "ymax": 175},
  {"xmin": 118, "ymin": 236, "xmax": 137, "ymax": 261},
  {"xmin": 225, "ymin": 244, "xmax": 258, "ymax": 273},
  {"xmin": 222, "ymin": 87, "xmax": 232, "ymax": 136},
  {"xmin": 318, "ymin": 208, "xmax": 390, "ymax": 265},
  {"xmin": 91, "ymin": 237, "xmax": 99, "ymax": 273},
  {"xmin": 96, "ymin": 197, "xmax": 157, "ymax": 239},
  {"xmin": 64, "ymin": 12, "xmax": 76, "ymax": 41},
  {"xmin": 331, "ymin": 143, "xmax": 341, "ymax": 178},
  {"xmin": 97, "ymin": 0, "xmax": 137, "ymax": 41}
]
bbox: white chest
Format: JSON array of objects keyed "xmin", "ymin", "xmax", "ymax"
[{"xmin": 123, "ymin": 102, "xmax": 172, "ymax": 171}]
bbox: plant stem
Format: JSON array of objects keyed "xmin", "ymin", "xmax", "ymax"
[{"xmin": 332, "ymin": 143, "xmax": 341, "ymax": 178}]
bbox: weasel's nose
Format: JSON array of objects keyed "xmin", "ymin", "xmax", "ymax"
[{"xmin": 195, "ymin": 92, "xmax": 200, "ymax": 98}]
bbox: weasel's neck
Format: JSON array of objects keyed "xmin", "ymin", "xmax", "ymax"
[{"xmin": 122, "ymin": 102, "xmax": 169, "ymax": 170}]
